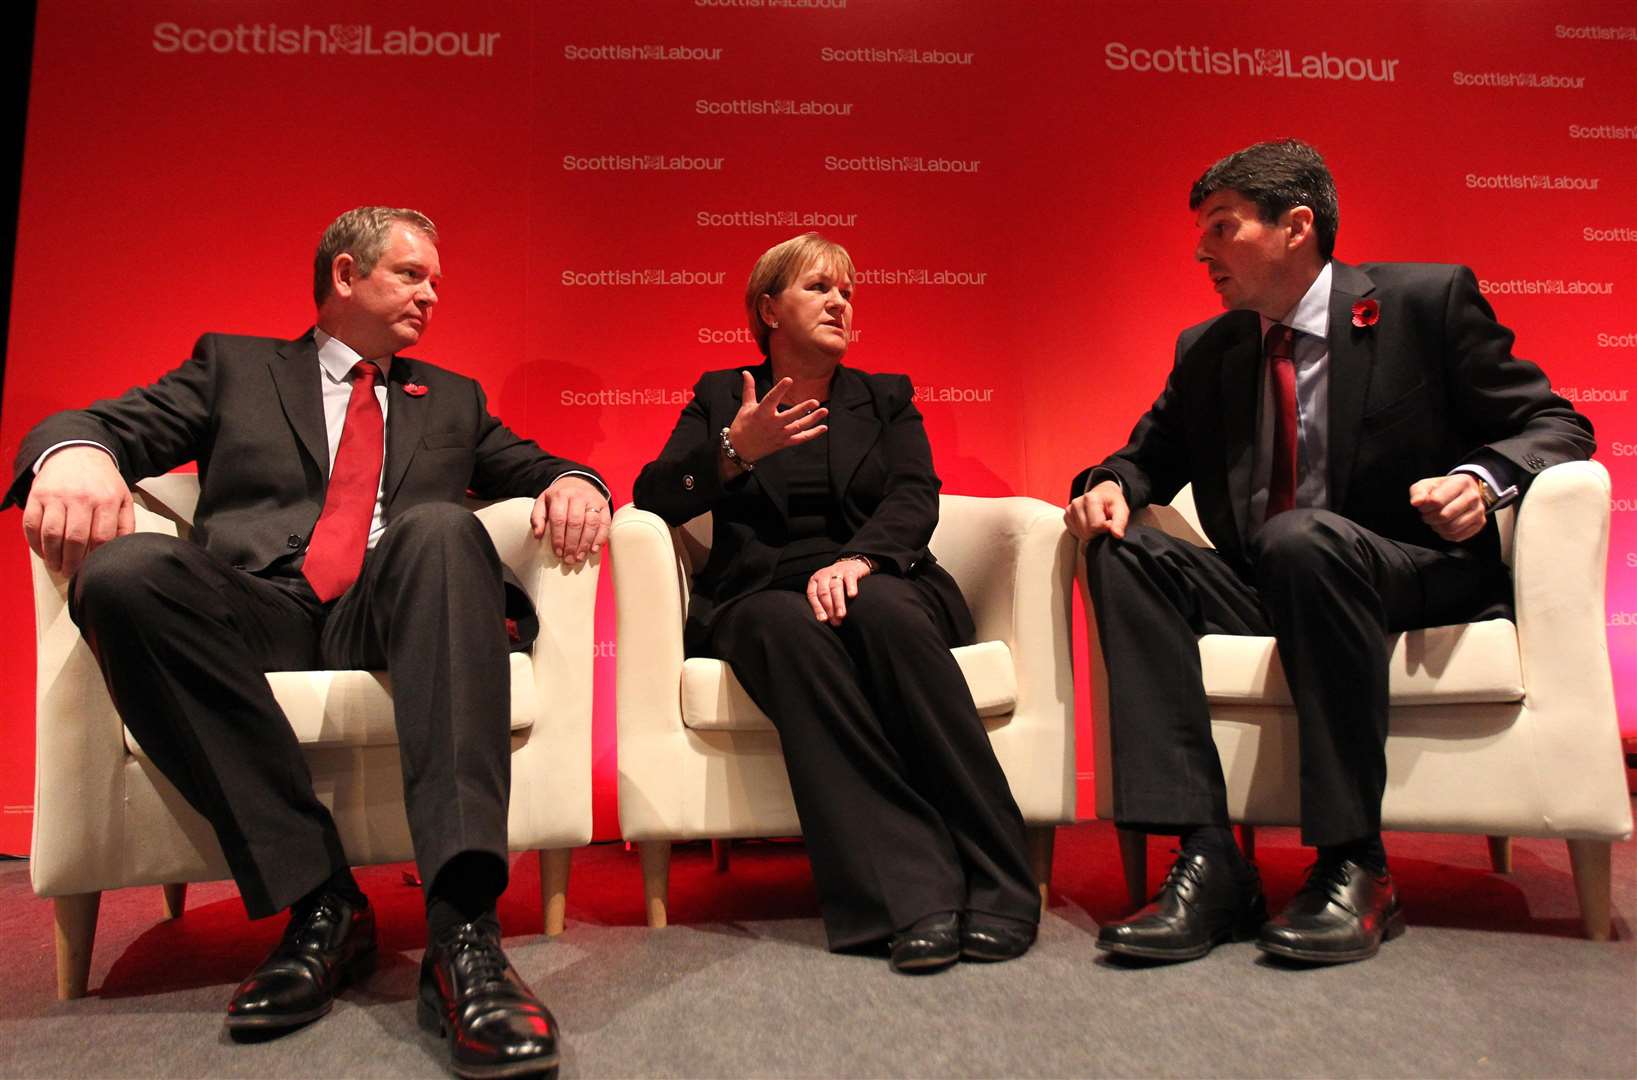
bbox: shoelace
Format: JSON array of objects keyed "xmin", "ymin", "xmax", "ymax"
[
  {"xmin": 448, "ymin": 930, "xmax": 510, "ymax": 988},
  {"xmin": 284, "ymin": 896, "xmax": 345, "ymax": 945},
  {"xmin": 1298, "ymin": 858, "xmax": 1360, "ymax": 908},
  {"xmin": 1150, "ymin": 849, "xmax": 1206, "ymax": 904}
]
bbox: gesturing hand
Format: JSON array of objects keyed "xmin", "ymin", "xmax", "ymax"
[
  {"xmin": 725, "ymin": 371, "xmax": 828, "ymax": 465},
  {"xmin": 1409, "ymin": 473, "xmax": 1487, "ymax": 542},
  {"xmin": 22, "ymin": 445, "xmax": 134, "ymax": 576},
  {"xmin": 807, "ymin": 557, "xmax": 872, "ymax": 627},
  {"xmin": 532, "ymin": 475, "xmax": 611, "ymax": 565},
  {"xmin": 1064, "ymin": 479, "xmax": 1129, "ymax": 541}
]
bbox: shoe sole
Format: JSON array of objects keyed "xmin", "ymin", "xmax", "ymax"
[
  {"xmin": 224, "ymin": 944, "xmax": 377, "ymax": 1034},
  {"xmin": 888, "ymin": 953, "xmax": 959, "ymax": 974},
  {"xmin": 959, "ymin": 945, "xmax": 1031, "ymax": 963},
  {"xmin": 416, "ymin": 989, "xmax": 562, "ymax": 1079},
  {"xmin": 1255, "ymin": 905, "xmax": 1407, "ymax": 965}
]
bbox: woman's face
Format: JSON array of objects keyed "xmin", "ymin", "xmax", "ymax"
[{"xmin": 763, "ymin": 259, "xmax": 853, "ymax": 362}]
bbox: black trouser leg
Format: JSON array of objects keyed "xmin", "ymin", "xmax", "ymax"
[
  {"xmin": 1249, "ymin": 509, "xmax": 1505, "ymax": 846},
  {"xmin": 1084, "ymin": 525, "xmax": 1268, "ymax": 831},
  {"xmin": 708, "ymin": 588, "xmax": 968, "ymax": 950},
  {"xmin": 69, "ymin": 533, "xmax": 340, "ymax": 918},
  {"xmin": 834, "ymin": 575, "xmax": 1038, "ymax": 926},
  {"xmin": 322, "ymin": 503, "xmax": 512, "ymax": 906}
]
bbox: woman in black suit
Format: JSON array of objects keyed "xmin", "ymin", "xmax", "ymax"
[{"xmin": 633, "ymin": 233, "xmax": 1038, "ymax": 973}]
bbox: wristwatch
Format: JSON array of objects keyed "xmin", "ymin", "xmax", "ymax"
[
  {"xmin": 1476, "ymin": 477, "xmax": 1499, "ymax": 510},
  {"xmin": 719, "ymin": 427, "xmax": 754, "ymax": 471}
]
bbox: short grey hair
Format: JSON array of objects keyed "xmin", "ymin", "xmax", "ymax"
[{"xmin": 313, "ymin": 206, "xmax": 438, "ymax": 306}]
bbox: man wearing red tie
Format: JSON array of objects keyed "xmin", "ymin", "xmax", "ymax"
[
  {"xmin": 1065, "ymin": 140, "xmax": 1593, "ymax": 965},
  {"xmin": 6, "ymin": 207, "xmax": 606, "ymax": 1076}
]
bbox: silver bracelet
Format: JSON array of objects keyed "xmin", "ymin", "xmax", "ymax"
[{"xmin": 719, "ymin": 426, "xmax": 754, "ymax": 471}]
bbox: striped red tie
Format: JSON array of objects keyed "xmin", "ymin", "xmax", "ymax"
[
  {"xmin": 302, "ymin": 361, "xmax": 384, "ymax": 601},
  {"xmin": 1265, "ymin": 324, "xmax": 1298, "ymax": 518}
]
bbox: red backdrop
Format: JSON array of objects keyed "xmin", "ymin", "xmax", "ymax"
[{"xmin": 3, "ymin": 0, "xmax": 1633, "ymax": 853}]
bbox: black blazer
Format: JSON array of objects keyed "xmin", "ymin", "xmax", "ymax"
[
  {"xmin": 1073, "ymin": 261, "xmax": 1594, "ymax": 570},
  {"xmin": 633, "ymin": 361, "xmax": 972, "ymax": 653},
  {"xmin": 6, "ymin": 330, "xmax": 601, "ymax": 575}
]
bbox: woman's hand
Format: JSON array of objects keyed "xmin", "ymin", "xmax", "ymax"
[
  {"xmin": 806, "ymin": 556, "xmax": 872, "ymax": 627},
  {"xmin": 726, "ymin": 371, "xmax": 828, "ymax": 465}
]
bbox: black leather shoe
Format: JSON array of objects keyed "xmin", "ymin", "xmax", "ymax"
[
  {"xmin": 960, "ymin": 913, "xmax": 1038, "ymax": 963},
  {"xmin": 1257, "ymin": 857, "xmax": 1404, "ymax": 964},
  {"xmin": 888, "ymin": 911, "xmax": 961, "ymax": 974},
  {"xmin": 1096, "ymin": 851, "xmax": 1266, "ymax": 962},
  {"xmin": 225, "ymin": 892, "xmax": 376, "ymax": 1033},
  {"xmin": 419, "ymin": 920, "xmax": 561, "ymax": 1078}
]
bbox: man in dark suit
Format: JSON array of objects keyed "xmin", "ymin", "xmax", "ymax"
[
  {"xmin": 6, "ymin": 207, "xmax": 607, "ymax": 1075},
  {"xmin": 1066, "ymin": 140, "xmax": 1593, "ymax": 965}
]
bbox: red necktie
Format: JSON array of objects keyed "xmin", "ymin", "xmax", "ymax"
[
  {"xmin": 303, "ymin": 360, "xmax": 384, "ymax": 601},
  {"xmin": 1265, "ymin": 324, "xmax": 1298, "ymax": 519}
]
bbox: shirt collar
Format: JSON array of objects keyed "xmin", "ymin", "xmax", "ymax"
[
  {"xmin": 1260, "ymin": 260, "xmax": 1332, "ymax": 343},
  {"xmin": 314, "ymin": 327, "xmax": 392, "ymax": 383}
]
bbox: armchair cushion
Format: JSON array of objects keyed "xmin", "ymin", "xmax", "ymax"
[
  {"xmin": 121, "ymin": 656, "xmax": 538, "ymax": 757},
  {"xmin": 679, "ymin": 639, "xmax": 1018, "ymax": 733},
  {"xmin": 1199, "ymin": 618, "xmax": 1523, "ymax": 707}
]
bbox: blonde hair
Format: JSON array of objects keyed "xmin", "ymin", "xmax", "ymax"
[
  {"xmin": 744, "ymin": 232, "xmax": 856, "ymax": 356},
  {"xmin": 313, "ymin": 206, "xmax": 438, "ymax": 306}
]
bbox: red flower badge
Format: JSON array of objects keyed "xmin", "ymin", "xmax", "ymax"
[
  {"xmin": 1351, "ymin": 298, "xmax": 1380, "ymax": 328},
  {"xmin": 403, "ymin": 382, "xmax": 429, "ymax": 397}
]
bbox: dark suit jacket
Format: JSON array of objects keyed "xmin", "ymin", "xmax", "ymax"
[
  {"xmin": 5, "ymin": 330, "xmax": 600, "ymax": 576},
  {"xmin": 1072, "ymin": 261, "xmax": 1595, "ymax": 570},
  {"xmin": 633, "ymin": 361, "xmax": 973, "ymax": 654}
]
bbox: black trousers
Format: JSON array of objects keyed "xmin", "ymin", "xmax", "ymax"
[
  {"xmin": 1085, "ymin": 509, "xmax": 1510, "ymax": 847},
  {"xmin": 68, "ymin": 502, "xmax": 513, "ymax": 919},
  {"xmin": 706, "ymin": 573, "xmax": 1039, "ymax": 950}
]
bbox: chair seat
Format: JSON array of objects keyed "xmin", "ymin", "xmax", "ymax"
[
  {"xmin": 1200, "ymin": 618, "xmax": 1523, "ymax": 706},
  {"xmin": 123, "ymin": 652, "xmax": 537, "ymax": 756},
  {"xmin": 680, "ymin": 640, "xmax": 1018, "ymax": 733}
]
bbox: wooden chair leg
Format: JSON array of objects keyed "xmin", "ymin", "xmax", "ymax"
[
  {"xmin": 539, "ymin": 848, "xmax": 572, "ymax": 937},
  {"xmin": 639, "ymin": 840, "xmax": 671, "ymax": 929},
  {"xmin": 54, "ymin": 892, "xmax": 101, "ymax": 1001},
  {"xmin": 161, "ymin": 882, "xmax": 187, "ymax": 919},
  {"xmin": 1027, "ymin": 825, "xmax": 1056, "ymax": 911},
  {"xmin": 1237, "ymin": 824, "xmax": 1257, "ymax": 864},
  {"xmin": 711, "ymin": 839, "xmax": 731, "ymax": 873},
  {"xmin": 1117, "ymin": 828, "xmax": 1147, "ymax": 910},
  {"xmin": 1567, "ymin": 839, "xmax": 1613, "ymax": 942},
  {"xmin": 1486, "ymin": 835, "xmax": 1513, "ymax": 874}
]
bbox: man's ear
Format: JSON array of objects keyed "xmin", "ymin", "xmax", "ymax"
[
  {"xmin": 331, "ymin": 253, "xmax": 358, "ymax": 299},
  {"xmin": 1284, "ymin": 206, "xmax": 1316, "ymax": 252}
]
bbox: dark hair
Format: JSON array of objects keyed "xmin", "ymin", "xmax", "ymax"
[{"xmin": 1188, "ymin": 139, "xmax": 1338, "ymax": 260}]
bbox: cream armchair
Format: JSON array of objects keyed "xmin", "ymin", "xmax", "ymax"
[
  {"xmin": 1076, "ymin": 461, "xmax": 1632, "ymax": 940},
  {"xmin": 611, "ymin": 494, "xmax": 1078, "ymax": 926},
  {"xmin": 30, "ymin": 473, "xmax": 598, "ymax": 999}
]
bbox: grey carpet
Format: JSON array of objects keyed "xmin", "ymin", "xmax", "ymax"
[{"xmin": 1, "ymin": 816, "xmax": 1633, "ymax": 1079}]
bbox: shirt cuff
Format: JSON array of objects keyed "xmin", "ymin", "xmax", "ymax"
[
  {"xmin": 34, "ymin": 440, "xmax": 117, "ymax": 475},
  {"xmin": 1450, "ymin": 465, "xmax": 1519, "ymax": 512}
]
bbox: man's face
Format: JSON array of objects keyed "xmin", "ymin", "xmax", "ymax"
[
  {"xmin": 336, "ymin": 224, "xmax": 441, "ymax": 356},
  {"xmin": 1193, "ymin": 189, "xmax": 1304, "ymax": 319}
]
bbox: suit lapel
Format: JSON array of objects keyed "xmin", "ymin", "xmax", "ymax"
[
  {"xmin": 1218, "ymin": 315, "xmax": 1261, "ymax": 546},
  {"xmin": 1326, "ymin": 261, "xmax": 1378, "ymax": 512},
  {"xmin": 826, "ymin": 365, "xmax": 880, "ymax": 500},
  {"xmin": 270, "ymin": 332, "xmax": 330, "ymax": 481},
  {"xmin": 382, "ymin": 356, "xmax": 428, "ymax": 508}
]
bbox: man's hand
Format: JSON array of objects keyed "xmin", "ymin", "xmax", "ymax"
[
  {"xmin": 531, "ymin": 475, "xmax": 610, "ymax": 565},
  {"xmin": 806, "ymin": 557, "xmax": 872, "ymax": 627},
  {"xmin": 1064, "ymin": 479, "xmax": 1130, "ymax": 541},
  {"xmin": 725, "ymin": 371, "xmax": 828, "ymax": 466},
  {"xmin": 1409, "ymin": 473, "xmax": 1487, "ymax": 542},
  {"xmin": 22, "ymin": 446, "xmax": 133, "ymax": 576}
]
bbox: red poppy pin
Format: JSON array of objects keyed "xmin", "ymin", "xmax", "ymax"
[
  {"xmin": 403, "ymin": 382, "xmax": 429, "ymax": 397},
  {"xmin": 1351, "ymin": 298, "xmax": 1380, "ymax": 328}
]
